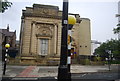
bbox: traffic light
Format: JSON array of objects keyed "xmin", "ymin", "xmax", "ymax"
[{"xmin": 68, "ymin": 35, "xmax": 72, "ymax": 45}]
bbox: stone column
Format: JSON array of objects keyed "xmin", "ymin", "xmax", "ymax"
[
  {"xmin": 22, "ymin": 19, "xmax": 32, "ymax": 55},
  {"xmin": 54, "ymin": 24, "xmax": 57, "ymax": 55},
  {"xmin": 19, "ymin": 19, "xmax": 24, "ymax": 55},
  {"xmin": 30, "ymin": 21, "xmax": 36, "ymax": 55},
  {"xmin": 56, "ymin": 23, "xmax": 62, "ymax": 57}
]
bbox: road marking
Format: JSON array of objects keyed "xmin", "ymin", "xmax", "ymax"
[{"xmin": 16, "ymin": 66, "xmax": 39, "ymax": 77}]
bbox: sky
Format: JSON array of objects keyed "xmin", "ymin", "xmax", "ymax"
[{"xmin": 0, "ymin": 0, "xmax": 119, "ymax": 42}]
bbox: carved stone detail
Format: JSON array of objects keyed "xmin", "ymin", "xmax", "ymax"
[
  {"xmin": 34, "ymin": 8, "xmax": 57, "ymax": 16},
  {"xmin": 36, "ymin": 23, "xmax": 53, "ymax": 37}
]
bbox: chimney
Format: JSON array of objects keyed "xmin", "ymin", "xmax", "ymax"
[{"xmin": 7, "ymin": 24, "xmax": 9, "ymax": 31}]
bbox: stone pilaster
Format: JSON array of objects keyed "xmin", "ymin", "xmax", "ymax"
[
  {"xmin": 30, "ymin": 21, "xmax": 37, "ymax": 55},
  {"xmin": 54, "ymin": 24, "xmax": 57, "ymax": 55},
  {"xmin": 22, "ymin": 19, "xmax": 32, "ymax": 55},
  {"xmin": 56, "ymin": 23, "xmax": 62, "ymax": 57}
]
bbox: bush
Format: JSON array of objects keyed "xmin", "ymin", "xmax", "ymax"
[
  {"xmin": 93, "ymin": 56, "xmax": 102, "ymax": 61},
  {"xmin": 85, "ymin": 59, "xmax": 91, "ymax": 65},
  {"xmin": 91, "ymin": 56, "xmax": 105, "ymax": 65},
  {"xmin": 91, "ymin": 61, "xmax": 105, "ymax": 65},
  {"xmin": 110, "ymin": 60, "xmax": 120, "ymax": 64},
  {"xmin": 79, "ymin": 59, "xmax": 91, "ymax": 65}
]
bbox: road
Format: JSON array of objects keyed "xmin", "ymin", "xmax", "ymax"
[
  {"xmin": 2, "ymin": 77, "xmax": 118, "ymax": 81},
  {"xmin": 72, "ymin": 72, "xmax": 119, "ymax": 80},
  {"xmin": 2, "ymin": 65, "xmax": 110, "ymax": 77},
  {"xmin": 1, "ymin": 64, "xmax": 120, "ymax": 81}
]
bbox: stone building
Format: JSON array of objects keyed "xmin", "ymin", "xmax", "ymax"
[
  {"xmin": 0, "ymin": 25, "xmax": 16, "ymax": 48},
  {"xmin": 19, "ymin": 4, "xmax": 91, "ymax": 65},
  {"xmin": 0, "ymin": 25, "xmax": 16, "ymax": 60}
]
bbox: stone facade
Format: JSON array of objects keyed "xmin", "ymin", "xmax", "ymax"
[
  {"xmin": 19, "ymin": 4, "xmax": 91, "ymax": 65},
  {"xmin": 78, "ymin": 18, "xmax": 91, "ymax": 55}
]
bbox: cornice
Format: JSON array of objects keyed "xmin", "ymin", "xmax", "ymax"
[{"xmin": 22, "ymin": 13, "xmax": 62, "ymax": 19}]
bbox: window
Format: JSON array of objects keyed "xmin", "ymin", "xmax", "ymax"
[{"xmin": 40, "ymin": 39, "xmax": 48, "ymax": 55}]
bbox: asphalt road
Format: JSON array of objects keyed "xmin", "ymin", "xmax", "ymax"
[
  {"xmin": 72, "ymin": 72, "xmax": 120, "ymax": 80},
  {"xmin": 1, "ymin": 77, "xmax": 118, "ymax": 81}
]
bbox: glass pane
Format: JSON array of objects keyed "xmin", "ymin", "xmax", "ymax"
[{"xmin": 40, "ymin": 39, "xmax": 48, "ymax": 55}]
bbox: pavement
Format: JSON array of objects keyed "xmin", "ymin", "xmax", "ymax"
[
  {"xmin": 0, "ymin": 63, "xmax": 120, "ymax": 81},
  {"xmin": 1, "ymin": 65, "xmax": 111, "ymax": 77},
  {"xmin": 0, "ymin": 61, "xmax": 2, "ymax": 81}
]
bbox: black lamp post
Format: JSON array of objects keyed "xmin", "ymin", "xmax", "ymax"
[
  {"xmin": 3, "ymin": 44, "xmax": 10, "ymax": 75},
  {"xmin": 57, "ymin": 1, "xmax": 76, "ymax": 80},
  {"xmin": 57, "ymin": 0, "xmax": 69, "ymax": 80}
]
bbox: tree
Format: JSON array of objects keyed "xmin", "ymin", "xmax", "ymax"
[
  {"xmin": 94, "ymin": 39, "xmax": 120, "ymax": 58},
  {"xmin": 113, "ymin": 14, "xmax": 120, "ymax": 35},
  {"xmin": 0, "ymin": 0, "xmax": 12, "ymax": 13},
  {"xmin": 113, "ymin": 24, "xmax": 120, "ymax": 34}
]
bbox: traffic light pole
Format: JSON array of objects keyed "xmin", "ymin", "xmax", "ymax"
[
  {"xmin": 67, "ymin": 25, "xmax": 73, "ymax": 81},
  {"xmin": 58, "ymin": 0, "xmax": 68, "ymax": 80}
]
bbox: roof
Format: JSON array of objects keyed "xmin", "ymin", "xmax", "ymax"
[
  {"xmin": 1, "ymin": 28, "xmax": 15, "ymax": 37},
  {"xmin": 33, "ymin": 4, "xmax": 59, "ymax": 10},
  {"xmin": 81, "ymin": 18, "xmax": 90, "ymax": 21},
  {"xmin": 91, "ymin": 40, "xmax": 101, "ymax": 44}
]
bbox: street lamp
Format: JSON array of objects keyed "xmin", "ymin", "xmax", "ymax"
[
  {"xmin": 67, "ymin": 15, "xmax": 76, "ymax": 81},
  {"xmin": 58, "ymin": 0, "xmax": 69, "ymax": 80},
  {"xmin": 68, "ymin": 15, "xmax": 76, "ymax": 25},
  {"xmin": 3, "ymin": 44, "xmax": 10, "ymax": 75},
  {"xmin": 57, "ymin": 0, "xmax": 76, "ymax": 80}
]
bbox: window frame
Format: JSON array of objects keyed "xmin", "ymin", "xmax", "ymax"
[{"xmin": 39, "ymin": 39, "xmax": 49, "ymax": 56}]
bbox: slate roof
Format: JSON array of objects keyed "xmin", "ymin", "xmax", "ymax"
[{"xmin": 1, "ymin": 28, "xmax": 15, "ymax": 37}]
